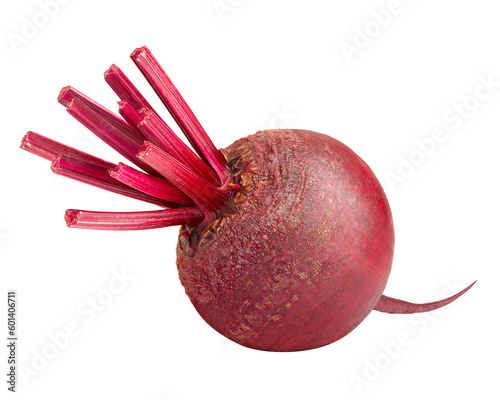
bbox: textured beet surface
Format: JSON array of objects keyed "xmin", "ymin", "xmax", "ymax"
[{"xmin": 177, "ymin": 129, "xmax": 395, "ymax": 351}]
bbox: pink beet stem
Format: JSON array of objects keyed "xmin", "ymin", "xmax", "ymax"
[
  {"xmin": 52, "ymin": 155, "xmax": 177, "ymax": 208},
  {"xmin": 109, "ymin": 162, "xmax": 194, "ymax": 206},
  {"xmin": 106, "ymin": 65, "xmax": 176, "ymax": 146},
  {"xmin": 105, "ymin": 64, "xmax": 158, "ymax": 114},
  {"xmin": 130, "ymin": 46, "xmax": 229, "ymax": 183},
  {"xmin": 118, "ymin": 100, "xmax": 142, "ymax": 128},
  {"xmin": 58, "ymin": 86, "xmax": 145, "ymax": 143},
  {"xmin": 374, "ymin": 281, "xmax": 477, "ymax": 314},
  {"xmin": 65, "ymin": 97, "xmax": 160, "ymax": 177},
  {"xmin": 65, "ymin": 207, "xmax": 204, "ymax": 230},
  {"xmin": 137, "ymin": 107, "xmax": 219, "ymax": 185},
  {"xmin": 106, "ymin": 66, "xmax": 217, "ymax": 184},
  {"xmin": 137, "ymin": 141, "xmax": 227, "ymax": 221},
  {"xmin": 21, "ymin": 131, "xmax": 115, "ymax": 168}
]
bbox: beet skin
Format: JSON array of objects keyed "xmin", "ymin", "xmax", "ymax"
[{"xmin": 177, "ymin": 129, "xmax": 395, "ymax": 351}]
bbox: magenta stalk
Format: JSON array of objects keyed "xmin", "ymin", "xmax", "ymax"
[
  {"xmin": 131, "ymin": 46, "xmax": 229, "ymax": 183},
  {"xmin": 52, "ymin": 156, "xmax": 177, "ymax": 208},
  {"xmin": 109, "ymin": 163, "xmax": 194, "ymax": 206},
  {"xmin": 22, "ymin": 47, "xmax": 239, "ymax": 231},
  {"xmin": 104, "ymin": 64, "xmax": 155, "ymax": 113},
  {"xmin": 58, "ymin": 86, "xmax": 146, "ymax": 143},
  {"xmin": 21, "ymin": 131, "xmax": 114, "ymax": 168},
  {"xmin": 137, "ymin": 142, "xmax": 228, "ymax": 223},
  {"xmin": 65, "ymin": 208, "xmax": 204, "ymax": 230},
  {"xmin": 64, "ymin": 98, "xmax": 160, "ymax": 177},
  {"xmin": 137, "ymin": 107, "xmax": 219, "ymax": 185}
]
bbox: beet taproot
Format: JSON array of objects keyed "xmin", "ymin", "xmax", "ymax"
[{"xmin": 21, "ymin": 46, "xmax": 475, "ymax": 352}]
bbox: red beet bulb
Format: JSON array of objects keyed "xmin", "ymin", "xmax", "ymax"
[{"xmin": 21, "ymin": 46, "xmax": 475, "ymax": 352}]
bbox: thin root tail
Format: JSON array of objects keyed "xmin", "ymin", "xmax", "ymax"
[{"xmin": 374, "ymin": 281, "xmax": 476, "ymax": 314}]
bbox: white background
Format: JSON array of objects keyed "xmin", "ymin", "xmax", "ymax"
[{"xmin": 1, "ymin": 0, "xmax": 498, "ymax": 399}]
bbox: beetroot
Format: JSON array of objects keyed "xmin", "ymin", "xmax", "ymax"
[{"xmin": 21, "ymin": 46, "xmax": 475, "ymax": 352}]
